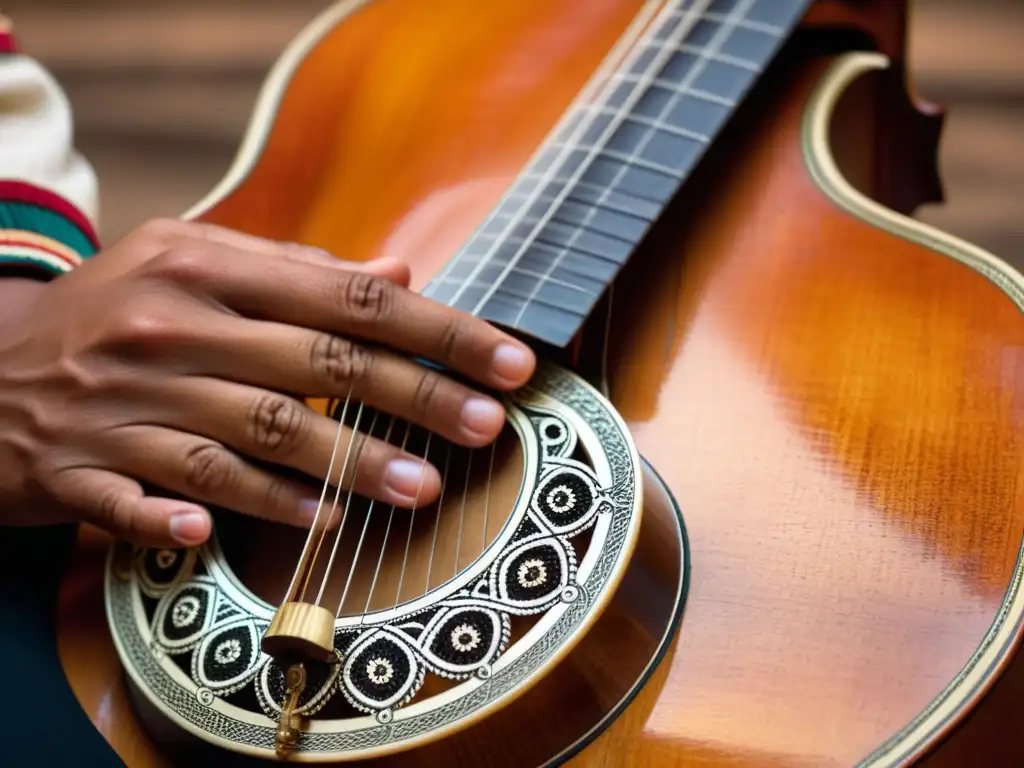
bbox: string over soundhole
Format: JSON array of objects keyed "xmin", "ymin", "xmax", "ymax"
[{"xmin": 104, "ymin": 361, "xmax": 643, "ymax": 761}]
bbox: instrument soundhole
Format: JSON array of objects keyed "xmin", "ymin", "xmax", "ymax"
[
  {"xmin": 217, "ymin": 409, "xmax": 527, "ymax": 618},
  {"xmin": 107, "ymin": 362, "xmax": 640, "ymax": 759}
]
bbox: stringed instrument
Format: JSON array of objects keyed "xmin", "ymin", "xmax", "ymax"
[{"xmin": 49, "ymin": 0, "xmax": 1024, "ymax": 765}]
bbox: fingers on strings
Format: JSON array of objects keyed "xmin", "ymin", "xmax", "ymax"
[
  {"xmin": 140, "ymin": 245, "xmax": 536, "ymax": 391},
  {"xmin": 101, "ymin": 417, "xmax": 440, "ymax": 531},
  {"xmin": 49, "ymin": 466, "xmax": 213, "ymax": 549},
  {"xmin": 179, "ymin": 320, "xmax": 508, "ymax": 448}
]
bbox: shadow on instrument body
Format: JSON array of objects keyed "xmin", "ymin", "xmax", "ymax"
[{"xmin": 55, "ymin": 0, "xmax": 1024, "ymax": 765}]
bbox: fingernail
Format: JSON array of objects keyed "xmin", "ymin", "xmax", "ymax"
[
  {"xmin": 461, "ymin": 397, "xmax": 505, "ymax": 438},
  {"xmin": 492, "ymin": 343, "xmax": 534, "ymax": 385},
  {"xmin": 385, "ymin": 458, "xmax": 429, "ymax": 499},
  {"xmin": 170, "ymin": 510, "xmax": 208, "ymax": 545},
  {"xmin": 298, "ymin": 499, "xmax": 322, "ymax": 525}
]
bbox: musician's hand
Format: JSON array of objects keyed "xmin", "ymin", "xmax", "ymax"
[{"xmin": 0, "ymin": 219, "xmax": 535, "ymax": 548}]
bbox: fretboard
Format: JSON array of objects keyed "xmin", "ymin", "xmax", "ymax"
[{"xmin": 424, "ymin": 0, "xmax": 813, "ymax": 346}]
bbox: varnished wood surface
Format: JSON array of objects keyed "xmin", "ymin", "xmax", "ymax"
[
  {"xmin": 52, "ymin": 0, "xmax": 1024, "ymax": 765},
  {"xmin": 599, "ymin": 51, "xmax": 1024, "ymax": 765},
  {"xmin": 64, "ymin": 463, "xmax": 685, "ymax": 768},
  {"xmin": 7, "ymin": 0, "xmax": 1022, "ymax": 266}
]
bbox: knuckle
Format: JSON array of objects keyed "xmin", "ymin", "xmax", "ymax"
[
  {"xmin": 94, "ymin": 484, "xmax": 131, "ymax": 531},
  {"xmin": 24, "ymin": 453, "xmax": 60, "ymax": 499},
  {"xmin": 148, "ymin": 247, "xmax": 214, "ymax": 285},
  {"xmin": 309, "ymin": 334, "xmax": 372, "ymax": 389},
  {"xmin": 136, "ymin": 217, "xmax": 188, "ymax": 246},
  {"xmin": 183, "ymin": 442, "xmax": 236, "ymax": 497},
  {"xmin": 247, "ymin": 394, "xmax": 309, "ymax": 455},
  {"xmin": 338, "ymin": 272, "xmax": 393, "ymax": 322},
  {"xmin": 411, "ymin": 370, "xmax": 443, "ymax": 417},
  {"xmin": 105, "ymin": 302, "xmax": 182, "ymax": 346},
  {"xmin": 262, "ymin": 476, "xmax": 296, "ymax": 517},
  {"xmin": 108, "ymin": 310, "xmax": 166, "ymax": 344},
  {"xmin": 438, "ymin": 316, "xmax": 465, "ymax": 365}
]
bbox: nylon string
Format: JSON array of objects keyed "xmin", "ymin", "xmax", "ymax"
[{"xmin": 281, "ymin": 0, "xmax": 751, "ymax": 618}]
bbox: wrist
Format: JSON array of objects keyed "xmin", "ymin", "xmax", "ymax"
[
  {"xmin": 0, "ymin": 277, "xmax": 47, "ymax": 327},
  {"xmin": 0, "ymin": 181, "xmax": 99, "ymax": 274}
]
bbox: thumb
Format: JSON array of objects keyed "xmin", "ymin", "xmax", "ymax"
[{"xmin": 53, "ymin": 468, "xmax": 211, "ymax": 549}]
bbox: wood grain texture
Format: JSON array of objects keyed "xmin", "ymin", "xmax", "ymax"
[
  {"xmin": 50, "ymin": 0, "xmax": 1024, "ymax": 765},
  {"xmin": 599, "ymin": 49, "xmax": 1024, "ymax": 766},
  {"xmin": 6, "ymin": 0, "xmax": 1019, "ymax": 265}
]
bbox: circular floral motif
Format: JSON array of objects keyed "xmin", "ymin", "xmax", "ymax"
[
  {"xmin": 517, "ymin": 558, "xmax": 548, "ymax": 588},
  {"xmin": 531, "ymin": 466, "xmax": 599, "ymax": 535},
  {"xmin": 116, "ymin": 383, "xmax": 641, "ymax": 747},
  {"xmin": 366, "ymin": 658, "xmax": 394, "ymax": 686},
  {"xmin": 449, "ymin": 624, "xmax": 481, "ymax": 653},
  {"xmin": 172, "ymin": 596, "xmax": 200, "ymax": 628},
  {"xmin": 155, "ymin": 550, "xmax": 178, "ymax": 570},
  {"xmin": 342, "ymin": 633, "xmax": 422, "ymax": 713},
  {"xmin": 546, "ymin": 485, "xmax": 576, "ymax": 514},
  {"xmin": 213, "ymin": 638, "xmax": 242, "ymax": 665}
]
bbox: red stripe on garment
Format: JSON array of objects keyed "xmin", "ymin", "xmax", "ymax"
[{"xmin": 0, "ymin": 181, "xmax": 99, "ymax": 248}]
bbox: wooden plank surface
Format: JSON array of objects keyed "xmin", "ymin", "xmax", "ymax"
[{"xmin": 2, "ymin": 1, "xmax": 1021, "ymax": 272}]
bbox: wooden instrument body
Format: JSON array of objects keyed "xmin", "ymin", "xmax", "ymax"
[{"xmin": 56, "ymin": 0, "xmax": 1024, "ymax": 765}]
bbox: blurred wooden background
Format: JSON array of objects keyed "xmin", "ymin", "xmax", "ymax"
[{"xmin": 4, "ymin": 0, "xmax": 1023, "ymax": 268}]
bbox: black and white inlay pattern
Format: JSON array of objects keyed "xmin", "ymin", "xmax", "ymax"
[
  {"xmin": 422, "ymin": 606, "xmax": 509, "ymax": 678},
  {"xmin": 154, "ymin": 580, "xmax": 217, "ymax": 652},
  {"xmin": 342, "ymin": 630, "xmax": 424, "ymax": 718},
  {"xmin": 531, "ymin": 460, "xmax": 602, "ymax": 536},
  {"xmin": 108, "ymin": 362, "xmax": 643, "ymax": 757},
  {"xmin": 257, "ymin": 652, "xmax": 340, "ymax": 718},
  {"xmin": 192, "ymin": 618, "xmax": 263, "ymax": 695},
  {"xmin": 138, "ymin": 547, "xmax": 197, "ymax": 598},
  {"xmin": 131, "ymin": 404, "xmax": 607, "ymax": 718}
]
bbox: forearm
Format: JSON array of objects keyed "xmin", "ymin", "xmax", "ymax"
[{"xmin": 0, "ymin": 14, "xmax": 99, "ymax": 283}]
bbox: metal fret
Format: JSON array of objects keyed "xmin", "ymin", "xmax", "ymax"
[
  {"xmin": 692, "ymin": 11, "xmax": 784, "ymax": 37},
  {"xmin": 424, "ymin": 0, "xmax": 813, "ymax": 346},
  {"xmin": 609, "ymin": 76, "xmax": 737, "ymax": 107},
  {"xmin": 548, "ymin": 141, "xmax": 693, "ymax": 182}
]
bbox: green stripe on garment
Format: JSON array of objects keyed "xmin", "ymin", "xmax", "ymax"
[{"xmin": 0, "ymin": 201, "xmax": 97, "ymax": 257}]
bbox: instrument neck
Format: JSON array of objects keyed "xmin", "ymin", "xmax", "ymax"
[{"xmin": 422, "ymin": 0, "xmax": 812, "ymax": 346}]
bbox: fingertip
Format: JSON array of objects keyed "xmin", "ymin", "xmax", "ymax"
[
  {"xmin": 383, "ymin": 457, "xmax": 441, "ymax": 509},
  {"xmin": 460, "ymin": 396, "xmax": 506, "ymax": 445},
  {"xmin": 491, "ymin": 341, "xmax": 536, "ymax": 388},
  {"xmin": 297, "ymin": 498, "xmax": 343, "ymax": 530},
  {"xmin": 165, "ymin": 502, "xmax": 212, "ymax": 546}
]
